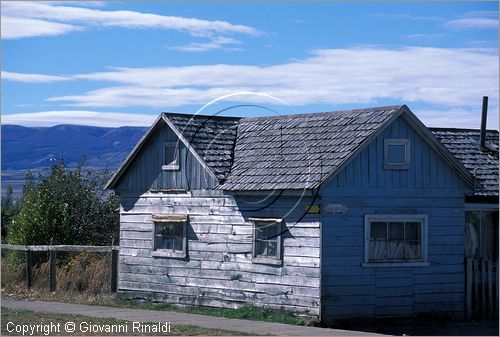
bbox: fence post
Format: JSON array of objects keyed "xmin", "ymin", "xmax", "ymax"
[
  {"xmin": 25, "ymin": 248, "xmax": 32, "ymax": 289},
  {"xmin": 49, "ymin": 238, "xmax": 57, "ymax": 291},
  {"xmin": 109, "ymin": 237, "xmax": 118, "ymax": 293}
]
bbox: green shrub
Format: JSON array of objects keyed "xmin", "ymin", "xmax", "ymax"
[{"xmin": 7, "ymin": 159, "xmax": 118, "ymax": 246}]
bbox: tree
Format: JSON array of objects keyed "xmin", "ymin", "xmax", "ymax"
[
  {"xmin": 7, "ymin": 160, "xmax": 119, "ymax": 245},
  {"xmin": 1, "ymin": 186, "xmax": 20, "ymax": 241}
]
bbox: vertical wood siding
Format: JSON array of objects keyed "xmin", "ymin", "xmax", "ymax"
[
  {"xmin": 115, "ymin": 124, "xmax": 218, "ymax": 193},
  {"xmin": 117, "ymin": 191, "xmax": 321, "ymax": 316},
  {"xmin": 321, "ymin": 116, "xmax": 470, "ymax": 320}
]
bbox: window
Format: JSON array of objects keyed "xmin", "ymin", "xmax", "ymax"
[
  {"xmin": 384, "ymin": 139, "xmax": 410, "ymax": 169},
  {"xmin": 152, "ymin": 214, "xmax": 187, "ymax": 258},
  {"xmin": 363, "ymin": 214, "xmax": 428, "ymax": 267},
  {"xmin": 251, "ymin": 218, "xmax": 282, "ymax": 265},
  {"xmin": 162, "ymin": 142, "xmax": 179, "ymax": 170}
]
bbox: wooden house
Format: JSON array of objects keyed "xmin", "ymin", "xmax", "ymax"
[{"xmin": 105, "ymin": 104, "xmax": 498, "ymax": 321}]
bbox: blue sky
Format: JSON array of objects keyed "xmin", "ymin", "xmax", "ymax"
[{"xmin": 2, "ymin": 1, "xmax": 498, "ymax": 128}]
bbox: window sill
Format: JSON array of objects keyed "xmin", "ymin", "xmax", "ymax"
[
  {"xmin": 251, "ymin": 257, "xmax": 282, "ymax": 266},
  {"xmin": 361, "ymin": 261, "xmax": 430, "ymax": 268},
  {"xmin": 383, "ymin": 164, "xmax": 409, "ymax": 170},
  {"xmin": 152, "ymin": 250, "xmax": 186, "ymax": 259},
  {"xmin": 162, "ymin": 164, "xmax": 180, "ymax": 171}
]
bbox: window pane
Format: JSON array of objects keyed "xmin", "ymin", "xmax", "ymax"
[
  {"xmin": 164, "ymin": 237, "xmax": 174, "ymax": 250},
  {"xmin": 155, "ymin": 222, "xmax": 185, "ymax": 252},
  {"xmin": 173, "ymin": 237, "xmax": 183, "ymax": 251},
  {"xmin": 386, "ymin": 241, "xmax": 405, "ymax": 259},
  {"xmin": 405, "ymin": 241, "xmax": 421, "ymax": 259},
  {"xmin": 267, "ymin": 241, "xmax": 278, "ymax": 257},
  {"xmin": 387, "ymin": 144, "xmax": 406, "ymax": 164},
  {"xmin": 256, "ymin": 241, "xmax": 267, "ymax": 256},
  {"xmin": 371, "ymin": 222, "xmax": 387, "ymax": 239},
  {"xmin": 266, "ymin": 223, "xmax": 279, "ymax": 238},
  {"xmin": 173, "ymin": 224, "xmax": 184, "ymax": 236},
  {"xmin": 388, "ymin": 222, "xmax": 404, "ymax": 241},
  {"xmin": 369, "ymin": 239, "xmax": 386, "ymax": 260},
  {"xmin": 164, "ymin": 144, "xmax": 178, "ymax": 165},
  {"xmin": 405, "ymin": 222, "xmax": 421, "ymax": 240},
  {"xmin": 256, "ymin": 224, "xmax": 266, "ymax": 240}
]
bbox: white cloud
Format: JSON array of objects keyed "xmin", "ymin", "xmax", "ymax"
[
  {"xmin": 48, "ymin": 47, "xmax": 498, "ymax": 111},
  {"xmin": 2, "ymin": 110, "xmax": 155, "ymax": 127},
  {"xmin": 445, "ymin": 17, "xmax": 498, "ymax": 30},
  {"xmin": 168, "ymin": 36, "xmax": 243, "ymax": 52},
  {"xmin": 1, "ymin": 1, "xmax": 259, "ymax": 41},
  {"xmin": 2, "ymin": 71, "xmax": 72, "ymax": 83},
  {"xmin": 6, "ymin": 46, "xmax": 498, "ymax": 129},
  {"xmin": 419, "ymin": 107, "xmax": 498, "ymax": 130},
  {"xmin": 1, "ymin": 16, "xmax": 82, "ymax": 39}
]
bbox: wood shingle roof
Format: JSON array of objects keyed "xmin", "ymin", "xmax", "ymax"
[
  {"xmin": 220, "ymin": 105, "xmax": 403, "ymax": 190},
  {"xmin": 430, "ymin": 128, "xmax": 499, "ymax": 197}
]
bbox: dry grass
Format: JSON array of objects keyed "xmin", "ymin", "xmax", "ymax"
[{"xmin": 2, "ymin": 252, "xmax": 111, "ymax": 297}]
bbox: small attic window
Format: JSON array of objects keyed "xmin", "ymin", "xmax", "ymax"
[
  {"xmin": 162, "ymin": 141, "xmax": 179, "ymax": 170},
  {"xmin": 384, "ymin": 139, "xmax": 410, "ymax": 170}
]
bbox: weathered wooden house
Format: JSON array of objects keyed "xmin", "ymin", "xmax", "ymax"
[{"xmin": 105, "ymin": 104, "xmax": 498, "ymax": 321}]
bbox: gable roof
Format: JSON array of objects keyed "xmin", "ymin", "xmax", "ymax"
[
  {"xmin": 165, "ymin": 113, "xmax": 241, "ymax": 181},
  {"xmin": 220, "ymin": 105, "xmax": 403, "ymax": 190},
  {"xmin": 106, "ymin": 105, "xmax": 475, "ymax": 192},
  {"xmin": 430, "ymin": 128, "xmax": 499, "ymax": 197}
]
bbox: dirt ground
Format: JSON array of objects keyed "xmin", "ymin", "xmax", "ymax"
[{"xmin": 329, "ymin": 316, "xmax": 499, "ymax": 336}]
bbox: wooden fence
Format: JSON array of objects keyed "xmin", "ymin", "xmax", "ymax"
[
  {"xmin": 465, "ymin": 257, "xmax": 499, "ymax": 319},
  {"xmin": 1, "ymin": 239, "xmax": 119, "ymax": 293}
]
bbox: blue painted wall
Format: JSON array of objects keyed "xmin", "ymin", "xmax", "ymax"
[
  {"xmin": 115, "ymin": 122, "xmax": 218, "ymax": 193},
  {"xmin": 320, "ymin": 115, "xmax": 471, "ymax": 319}
]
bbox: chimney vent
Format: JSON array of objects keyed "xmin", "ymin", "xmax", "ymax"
[{"xmin": 480, "ymin": 96, "xmax": 488, "ymax": 149}]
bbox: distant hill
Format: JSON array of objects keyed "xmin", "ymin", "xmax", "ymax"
[{"xmin": 1, "ymin": 124, "xmax": 148, "ymax": 197}]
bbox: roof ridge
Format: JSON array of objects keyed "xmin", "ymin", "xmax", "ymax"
[
  {"xmin": 240, "ymin": 105, "xmax": 404, "ymax": 122},
  {"xmin": 161, "ymin": 105, "xmax": 404, "ymax": 122},
  {"xmin": 430, "ymin": 127, "xmax": 499, "ymax": 133},
  {"xmin": 162, "ymin": 111, "xmax": 242, "ymax": 121}
]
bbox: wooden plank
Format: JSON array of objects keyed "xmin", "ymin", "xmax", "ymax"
[
  {"xmin": 50, "ymin": 245, "xmax": 112, "ymax": 252},
  {"xmin": 25, "ymin": 250, "xmax": 32, "ymax": 289},
  {"xmin": 474, "ymin": 259, "xmax": 479, "ymax": 317},
  {"xmin": 110, "ymin": 238, "xmax": 119, "ymax": 293},
  {"xmin": 49, "ymin": 238, "xmax": 57, "ymax": 291},
  {"xmin": 488, "ymin": 259, "xmax": 493, "ymax": 318},
  {"xmin": 466, "ymin": 258, "xmax": 472, "ymax": 319},
  {"xmin": 495, "ymin": 258, "xmax": 500, "ymax": 316},
  {"xmin": 1, "ymin": 244, "xmax": 27, "ymax": 251},
  {"xmin": 482, "ymin": 259, "xmax": 487, "ymax": 317}
]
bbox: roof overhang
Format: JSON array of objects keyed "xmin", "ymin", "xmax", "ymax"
[
  {"xmin": 319, "ymin": 105, "xmax": 475, "ymax": 190},
  {"xmin": 104, "ymin": 113, "xmax": 217, "ymax": 190}
]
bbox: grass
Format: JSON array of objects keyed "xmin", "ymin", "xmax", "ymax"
[
  {"xmin": 2, "ymin": 289, "xmax": 310, "ymax": 326},
  {"xmin": 111, "ymin": 299, "xmax": 309, "ymax": 325},
  {"xmin": 1, "ymin": 307, "xmax": 250, "ymax": 336}
]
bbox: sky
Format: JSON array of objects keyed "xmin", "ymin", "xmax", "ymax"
[{"xmin": 1, "ymin": 1, "xmax": 499, "ymax": 129}]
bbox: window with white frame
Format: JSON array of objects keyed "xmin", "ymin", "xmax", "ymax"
[
  {"xmin": 364, "ymin": 214, "xmax": 427, "ymax": 265},
  {"xmin": 251, "ymin": 218, "xmax": 282, "ymax": 264},
  {"xmin": 384, "ymin": 139, "xmax": 410, "ymax": 169},
  {"xmin": 152, "ymin": 214, "xmax": 187, "ymax": 258},
  {"xmin": 162, "ymin": 141, "xmax": 179, "ymax": 170}
]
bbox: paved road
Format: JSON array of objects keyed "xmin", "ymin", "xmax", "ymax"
[{"xmin": 1, "ymin": 299, "xmax": 380, "ymax": 336}]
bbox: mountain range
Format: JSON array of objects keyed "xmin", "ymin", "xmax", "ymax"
[{"xmin": 1, "ymin": 124, "xmax": 148, "ymax": 197}]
